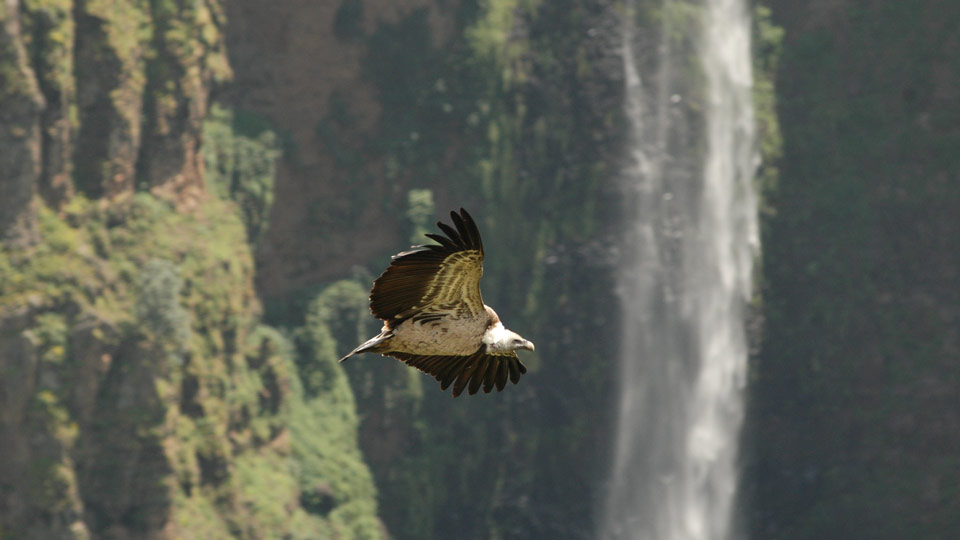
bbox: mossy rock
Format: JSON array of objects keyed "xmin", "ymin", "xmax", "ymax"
[{"xmin": 0, "ymin": 194, "xmax": 381, "ymax": 538}]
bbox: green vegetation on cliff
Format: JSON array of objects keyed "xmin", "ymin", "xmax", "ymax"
[
  {"xmin": 751, "ymin": 4, "xmax": 783, "ymax": 219},
  {"xmin": 14, "ymin": 0, "xmax": 957, "ymax": 539},
  {"xmin": 0, "ymin": 187, "xmax": 381, "ymax": 538},
  {"xmin": 203, "ymin": 104, "xmax": 282, "ymax": 244},
  {"xmin": 300, "ymin": 1, "xmax": 625, "ymax": 538},
  {"xmin": 2, "ymin": 1, "xmax": 383, "ymax": 529},
  {"xmin": 4, "ymin": 0, "xmax": 385, "ymax": 534}
]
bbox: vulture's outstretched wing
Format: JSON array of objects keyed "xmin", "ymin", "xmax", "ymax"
[
  {"xmin": 388, "ymin": 346, "xmax": 528, "ymax": 397},
  {"xmin": 369, "ymin": 208, "xmax": 485, "ymax": 327}
]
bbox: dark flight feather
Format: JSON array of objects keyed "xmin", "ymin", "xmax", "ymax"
[
  {"xmin": 389, "ymin": 347, "xmax": 527, "ymax": 397},
  {"xmin": 368, "ymin": 208, "xmax": 485, "ymax": 326}
]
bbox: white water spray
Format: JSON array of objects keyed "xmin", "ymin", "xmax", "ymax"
[{"xmin": 601, "ymin": 0, "xmax": 758, "ymax": 539}]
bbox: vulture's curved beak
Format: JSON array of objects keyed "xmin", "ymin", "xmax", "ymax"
[{"xmin": 522, "ymin": 340, "xmax": 535, "ymax": 352}]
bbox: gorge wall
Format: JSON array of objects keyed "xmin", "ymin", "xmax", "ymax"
[
  {"xmin": 2, "ymin": 0, "xmax": 959, "ymax": 539},
  {"xmin": 0, "ymin": 1, "xmax": 381, "ymax": 538},
  {"xmin": 2, "ymin": 0, "xmax": 625, "ymax": 538},
  {"xmin": 751, "ymin": 1, "xmax": 960, "ymax": 538}
]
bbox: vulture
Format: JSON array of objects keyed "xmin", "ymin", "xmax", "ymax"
[{"xmin": 340, "ymin": 208, "xmax": 534, "ymax": 397}]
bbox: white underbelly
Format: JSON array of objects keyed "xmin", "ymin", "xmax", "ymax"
[{"xmin": 389, "ymin": 316, "xmax": 486, "ymax": 356}]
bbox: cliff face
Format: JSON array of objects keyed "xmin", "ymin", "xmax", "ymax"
[
  {"xmin": 7, "ymin": 0, "xmax": 625, "ymax": 536},
  {"xmin": 224, "ymin": 0, "xmax": 463, "ymax": 301},
  {"xmin": 0, "ymin": 0, "xmax": 227, "ymax": 222},
  {"xmin": 0, "ymin": 0, "xmax": 43, "ymax": 247},
  {"xmin": 10, "ymin": 0, "xmax": 956, "ymax": 538},
  {"xmin": 221, "ymin": 0, "xmax": 627, "ymax": 537},
  {"xmin": 219, "ymin": 0, "xmax": 628, "ymax": 538},
  {"xmin": 1, "ymin": 196, "xmax": 381, "ymax": 539},
  {"xmin": 0, "ymin": 1, "xmax": 381, "ymax": 538},
  {"xmin": 752, "ymin": 1, "xmax": 960, "ymax": 538}
]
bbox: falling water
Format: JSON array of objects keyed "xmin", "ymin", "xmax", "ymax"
[{"xmin": 601, "ymin": 0, "xmax": 758, "ymax": 539}]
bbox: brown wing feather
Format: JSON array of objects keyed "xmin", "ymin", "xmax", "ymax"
[
  {"xmin": 369, "ymin": 209, "xmax": 485, "ymax": 326},
  {"xmin": 388, "ymin": 347, "xmax": 527, "ymax": 397}
]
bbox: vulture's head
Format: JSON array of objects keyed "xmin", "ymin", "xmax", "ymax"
[{"xmin": 484, "ymin": 322, "xmax": 535, "ymax": 354}]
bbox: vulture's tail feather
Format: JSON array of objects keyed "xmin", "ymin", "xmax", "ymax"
[{"xmin": 339, "ymin": 332, "xmax": 392, "ymax": 363}]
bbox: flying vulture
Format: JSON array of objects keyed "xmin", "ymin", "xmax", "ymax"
[{"xmin": 340, "ymin": 208, "xmax": 534, "ymax": 397}]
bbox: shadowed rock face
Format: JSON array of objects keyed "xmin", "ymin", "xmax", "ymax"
[
  {"xmin": 4, "ymin": 0, "xmax": 228, "ymax": 210},
  {"xmin": 224, "ymin": 0, "xmax": 460, "ymax": 300},
  {"xmin": 72, "ymin": 0, "xmax": 229, "ymax": 204},
  {"xmin": 27, "ymin": 0, "xmax": 76, "ymax": 210},
  {"xmin": 72, "ymin": 0, "xmax": 148, "ymax": 199},
  {"xmin": 753, "ymin": 2, "xmax": 960, "ymax": 538},
  {"xmin": 1, "ymin": 1, "xmax": 381, "ymax": 538},
  {"xmin": 0, "ymin": 0, "xmax": 43, "ymax": 247},
  {"xmin": 138, "ymin": 0, "xmax": 232, "ymax": 205},
  {"xmin": 0, "ymin": 193, "xmax": 385, "ymax": 538}
]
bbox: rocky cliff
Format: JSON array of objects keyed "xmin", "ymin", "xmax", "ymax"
[
  {"xmin": 224, "ymin": 0, "xmax": 627, "ymax": 538},
  {"xmin": 0, "ymin": 0, "xmax": 43, "ymax": 248},
  {"xmin": 750, "ymin": 1, "xmax": 960, "ymax": 538},
  {"xmin": 5, "ymin": 0, "xmax": 956, "ymax": 538},
  {"xmin": 0, "ymin": 1, "xmax": 381, "ymax": 538},
  {"xmin": 224, "ymin": 0, "xmax": 464, "ymax": 302}
]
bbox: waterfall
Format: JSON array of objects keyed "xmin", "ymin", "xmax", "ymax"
[{"xmin": 600, "ymin": 0, "xmax": 758, "ymax": 539}]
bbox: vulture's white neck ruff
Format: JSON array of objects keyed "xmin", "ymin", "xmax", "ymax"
[{"xmin": 483, "ymin": 322, "xmax": 519, "ymax": 353}]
